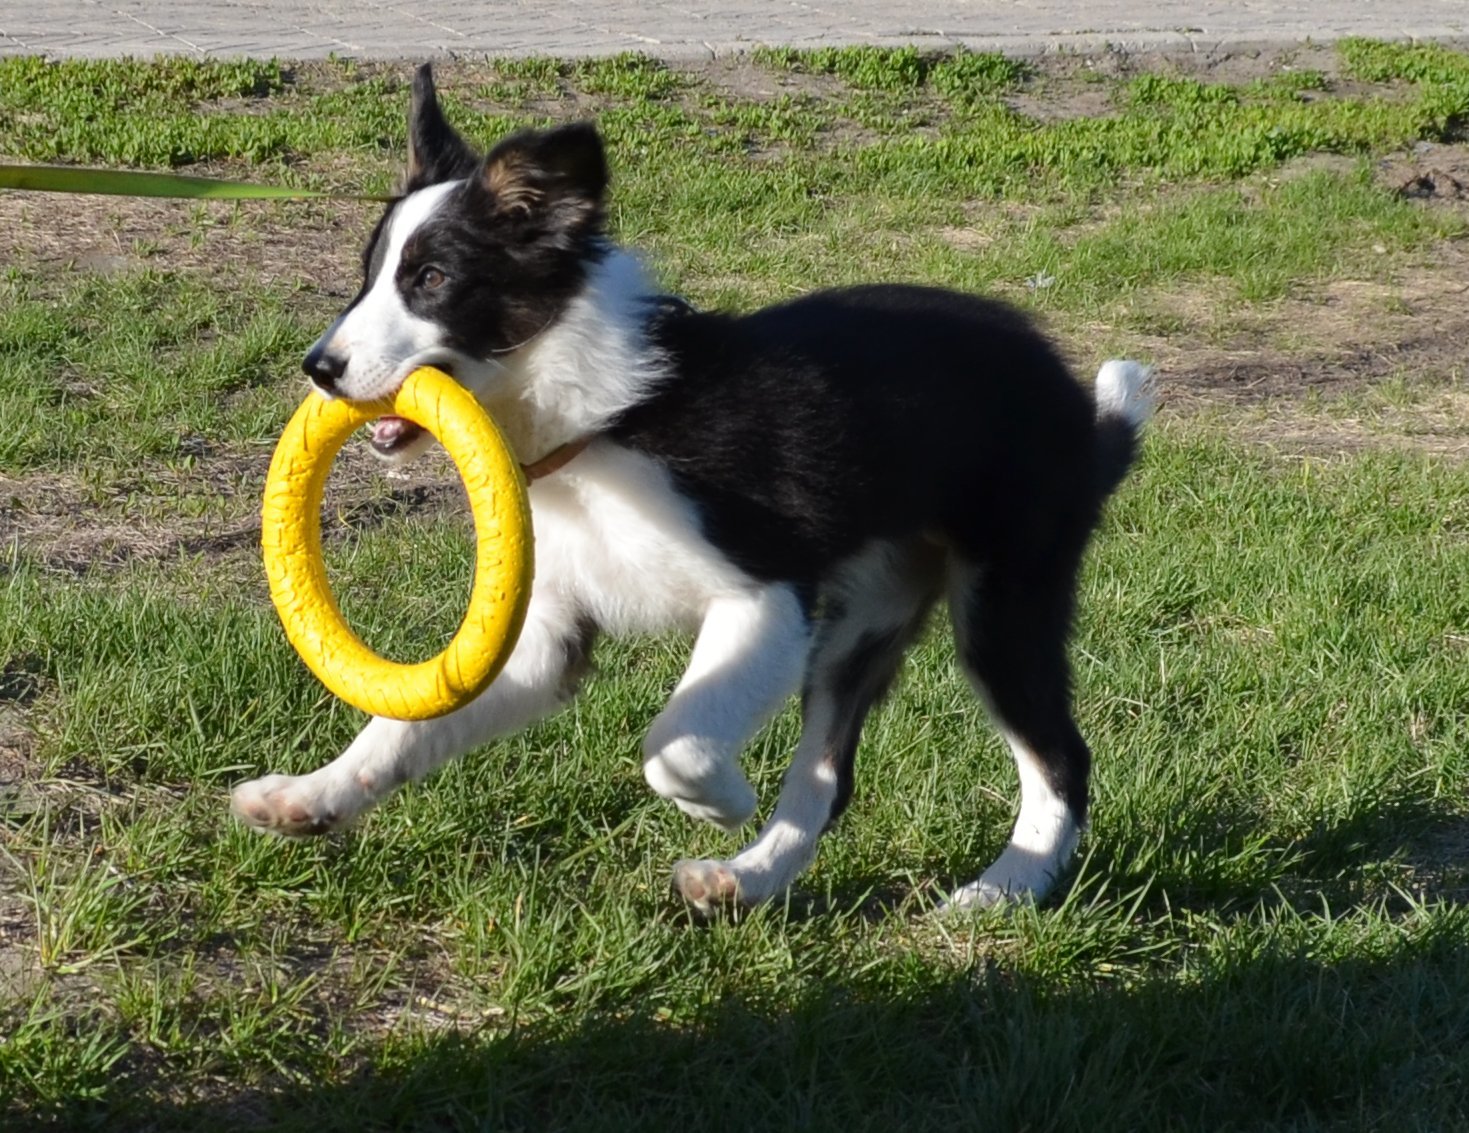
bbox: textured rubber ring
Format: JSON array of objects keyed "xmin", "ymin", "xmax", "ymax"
[{"xmin": 261, "ymin": 366, "xmax": 533, "ymax": 721}]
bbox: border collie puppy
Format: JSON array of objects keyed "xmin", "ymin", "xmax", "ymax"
[{"xmin": 232, "ymin": 64, "xmax": 1153, "ymax": 916}]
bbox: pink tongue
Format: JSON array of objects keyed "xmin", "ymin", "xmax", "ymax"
[{"xmin": 372, "ymin": 415, "xmax": 411, "ymax": 446}]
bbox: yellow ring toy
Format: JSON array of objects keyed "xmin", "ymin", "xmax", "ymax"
[{"xmin": 261, "ymin": 366, "xmax": 533, "ymax": 721}]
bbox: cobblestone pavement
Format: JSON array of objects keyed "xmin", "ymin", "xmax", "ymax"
[{"xmin": 2, "ymin": 1, "xmax": 1467, "ymax": 60}]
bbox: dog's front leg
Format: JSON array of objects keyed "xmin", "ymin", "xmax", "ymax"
[
  {"xmin": 232, "ymin": 593, "xmax": 594, "ymax": 836},
  {"xmin": 641, "ymin": 584, "xmax": 809, "ymax": 832}
]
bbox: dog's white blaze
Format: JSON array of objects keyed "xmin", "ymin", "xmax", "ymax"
[{"xmin": 313, "ymin": 180, "xmax": 461, "ymax": 401}]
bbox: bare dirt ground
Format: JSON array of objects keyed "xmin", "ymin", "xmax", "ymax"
[{"xmin": 1144, "ymin": 220, "xmax": 1469, "ymax": 457}]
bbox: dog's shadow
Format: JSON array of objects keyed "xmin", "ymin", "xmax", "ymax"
[
  {"xmin": 119, "ymin": 875, "xmax": 1466, "ymax": 1132},
  {"xmin": 73, "ymin": 802, "xmax": 1469, "ymax": 1131}
]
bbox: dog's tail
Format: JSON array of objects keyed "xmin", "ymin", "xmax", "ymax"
[{"xmin": 1093, "ymin": 360, "xmax": 1155, "ymax": 498}]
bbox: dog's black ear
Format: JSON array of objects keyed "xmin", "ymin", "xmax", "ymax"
[
  {"xmin": 406, "ymin": 63, "xmax": 478, "ymax": 189},
  {"xmin": 472, "ymin": 123, "xmax": 608, "ymax": 233}
]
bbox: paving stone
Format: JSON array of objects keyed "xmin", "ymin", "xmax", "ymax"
[{"xmin": 2, "ymin": 1, "xmax": 1465, "ymax": 60}]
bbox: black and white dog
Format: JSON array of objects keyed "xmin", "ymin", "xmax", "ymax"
[{"xmin": 232, "ymin": 65, "xmax": 1153, "ymax": 915}]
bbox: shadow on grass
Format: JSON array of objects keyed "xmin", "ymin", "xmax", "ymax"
[
  {"xmin": 1078, "ymin": 791, "xmax": 1469, "ymax": 918},
  {"xmin": 9, "ymin": 796, "xmax": 1468, "ymax": 1132},
  {"xmin": 32, "ymin": 915, "xmax": 1468, "ymax": 1133}
]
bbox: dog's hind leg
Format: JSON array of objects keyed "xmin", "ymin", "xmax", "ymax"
[
  {"xmin": 943, "ymin": 557, "xmax": 1091, "ymax": 909},
  {"xmin": 673, "ymin": 542, "xmax": 940, "ymax": 916},
  {"xmin": 231, "ymin": 592, "xmax": 596, "ymax": 836},
  {"xmin": 642, "ymin": 585, "xmax": 809, "ymax": 832}
]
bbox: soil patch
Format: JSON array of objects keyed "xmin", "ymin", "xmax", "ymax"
[
  {"xmin": 1378, "ymin": 141, "xmax": 1469, "ymax": 205},
  {"xmin": 0, "ymin": 444, "xmax": 466, "ymax": 577},
  {"xmin": 1166, "ymin": 325, "xmax": 1467, "ymax": 408},
  {"xmin": 1126, "ymin": 224, "xmax": 1469, "ymax": 456}
]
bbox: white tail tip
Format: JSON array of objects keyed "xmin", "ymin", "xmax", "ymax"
[{"xmin": 1095, "ymin": 360, "xmax": 1156, "ymax": 428}]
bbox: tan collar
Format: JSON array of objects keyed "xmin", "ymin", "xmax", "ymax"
[{"xmin": 520, "ymin": 436, "xmax": 593, "ymax": 482}]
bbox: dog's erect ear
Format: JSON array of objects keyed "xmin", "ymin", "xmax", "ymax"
[
  {"xmin": 406, "ymin": 63, "xmax": 478, "ymax": 189},
  {"xmin": 472, "ymin": 123, "xmax": 609, "ymax": 232}
]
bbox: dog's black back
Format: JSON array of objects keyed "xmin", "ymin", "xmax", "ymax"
[{"xmin": 613, "ymin": 284, "xmax": 1104, "ymax": 587}]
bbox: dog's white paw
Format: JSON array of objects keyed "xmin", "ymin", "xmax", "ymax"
[
  {"xmin": 669, "ymin": 792, "xmax": 755, "ymax": 834},
  {"xmin": 230, "ymin": 773, "xmax": 357, "ymax": 837},
  {"xmin": 643, "ymin": 747, "xmax": 757, "ymax": 833},
  {"xmin": 940, "ymin": 844, "xmax": 1071, "ymax": 913},
  {"xmin": 672, "ymin": 858, "xmax": 745, "ymax": 918},
  {"xmin": 940, "ymin": 877, "xmax": 1028, "ymax": 914}
]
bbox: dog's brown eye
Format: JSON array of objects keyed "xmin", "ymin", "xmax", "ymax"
[{"xmin": 418, "ymin": 266, "xmax": 447, "ymax": 290}]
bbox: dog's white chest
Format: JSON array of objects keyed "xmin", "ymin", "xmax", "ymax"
[{"xmin": 528, "ymin": 444, "xmax": 750, "ymax": 635}]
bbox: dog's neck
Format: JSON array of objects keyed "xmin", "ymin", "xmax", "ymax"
[{"xmin": 474, "ymin": 249, "xmax": 666, "ymax": 467}]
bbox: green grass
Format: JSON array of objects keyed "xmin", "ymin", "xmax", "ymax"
[
  {"xmin": 3, "ymin": 40, "xmax": 1469, "ymax": 1131},
  {"xmin": 6, "ymin": 435, "xmax": 1469, "ymax": 1129},
  {"xmin": 0, "ymin": 268, "xmax": 303, "ymax": 470}
]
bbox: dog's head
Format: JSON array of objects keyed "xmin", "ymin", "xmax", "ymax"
[{"xmin": 304, "ymin": 64, "xmax": 610, "ymax": 457}]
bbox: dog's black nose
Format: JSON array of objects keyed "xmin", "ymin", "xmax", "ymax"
[{"xmin": 303, "ymin": 345, "xmax": 347, "ymax": 394}]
